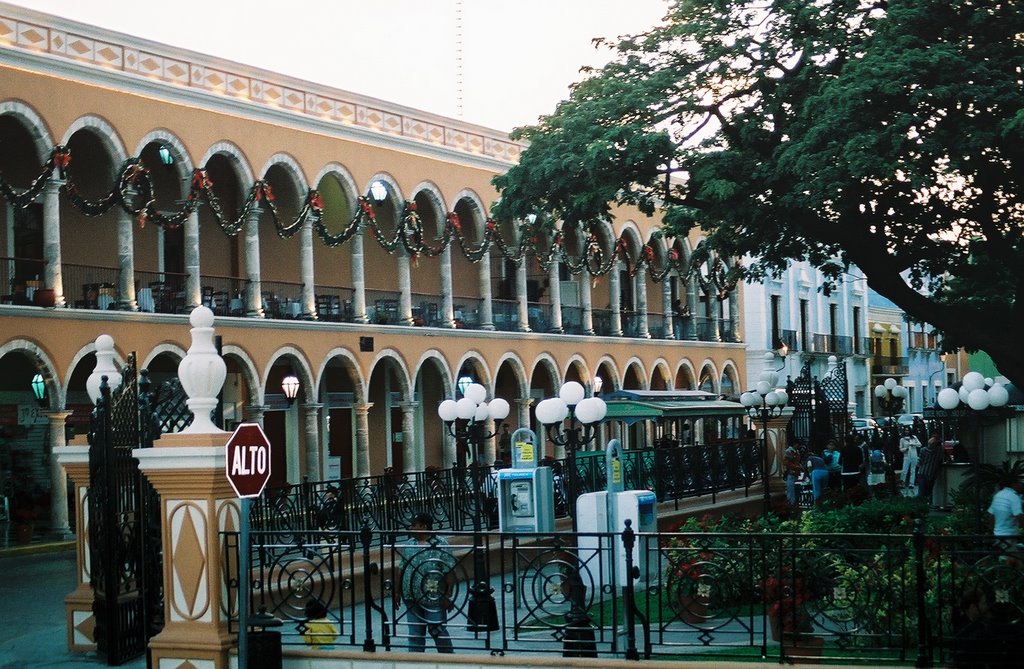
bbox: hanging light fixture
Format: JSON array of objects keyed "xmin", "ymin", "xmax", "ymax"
[
  {"xmin": 369, "ymin": 180, "xmax": 388, "ymax": 205},
  {"xmin": 31, "ymin": 373, "xmax": 46, "ymax": 408},
  {"xmin": 281, "ymin": 374, "xmax": 300, "ymax": 406},
  {"xmin": 456, "ymin": 374, "xmax": 474, "ymax": 399},
  {"xmin": 158, "ymin": 144, "xmax": 174, "ymax": 166}
]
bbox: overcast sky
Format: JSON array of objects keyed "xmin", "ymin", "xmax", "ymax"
[{"xmin": 8, "ymin": 0, "xmax": 668, "ymax": 132}]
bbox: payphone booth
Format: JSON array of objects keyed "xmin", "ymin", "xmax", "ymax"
[
  {"xmin": 577, "ymin": 440, "xmax": 658, "ymax": 586},
  {"xmin": 497, "ymin": 428, "xmax": 555, "ymax": 533}
]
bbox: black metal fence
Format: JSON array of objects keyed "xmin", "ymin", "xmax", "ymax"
[
  {"xmin": 250, "ymin": 440, "xmax": 762, "ymax": 538},
  {"xmin": 223, "ymin": 521, "xmax": 1023, "ymax": 665}
]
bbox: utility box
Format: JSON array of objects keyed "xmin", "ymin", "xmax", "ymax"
[
  {"xmin": 497, "ymin": 428, "xmax": 555, "ymax": 533},
  {"xmin": 577, "ymin": 440, "xmax": 658, "ymax": 586}
]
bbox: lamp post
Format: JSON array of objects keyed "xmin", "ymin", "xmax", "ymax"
[
  {"xmin": 534, "ymin": 381, "xmax": 607, "ymax": 532},
  {"xmin": 740, "ymin": 356, "xmax": 789, "ymax": 516},
  {"xmin": 437, "ymin": 382, "xmax": 509, "ymax": 633},
  {"xmin": 935, "ymin": 372, "xmax": 1009, "ymax": 531},
  {"xmin": 874, "ymin": 377, "xmax": 907, "ymax": 466}
]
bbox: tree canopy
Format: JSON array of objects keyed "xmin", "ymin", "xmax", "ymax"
[{"xmin": 493, "ymin": 0, "xmax": 1024, "ymax": 387}]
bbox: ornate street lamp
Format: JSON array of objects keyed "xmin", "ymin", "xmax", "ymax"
[
  {"xmin": 437, "ymin": 381, "xmax": 509, "ymax": 633},
  {"xmin": 874, "ymin": 377, "xmax": 908, "ymax": 465},
  {"xmin": 368, "ymin": 180, "xmax": 388, "ymax": 206},
  {"xmin": 740, "ymin": 353, "xmax": 789, "ymax": 516},
  {"xmin": 534, "ymin": 381, "xmax": 607, "ymax": 531},
  {"xmin": 935, "ymin": 372, "xmax": 1009, "ymax": 530}
]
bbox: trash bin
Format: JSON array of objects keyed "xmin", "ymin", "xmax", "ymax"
[{"xmin": 246, "ymin": 608, "xmax": 283, "ymax": 669}]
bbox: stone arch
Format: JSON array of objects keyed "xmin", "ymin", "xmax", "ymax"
[
  {"xmin": 622, "ymin": 358, "xmax": 647, "ymax": 390},
  {"xmin": 133, "ymin": 129, "xmax": 195, "ymax": 173},
  {"xmin": 0, "ymin": 338, "xmax": 61, "ymax": 408},
  {"xmin": 594, "ymin": 355, "xmax": 620, "ymax": 393},
  {"xmin": 0, "ymin": 99, "xmax": 54, "ymax": 159},
  {"xmin": 698, "ymin": 360, "xmax": 720, "ymax": 393},
  {"xmin": 675, "ymin": 360, "xmax": 697, "ymax": 390},
  {"xmin": 650, "ymin": 359, "xmax": 672, "ymax": 390},
  {"xmin": 200, "ymin": 141, "xmax": 255, "ymax": 186},
  {"xmin": 264, "ymin": 346, "xmax": 316, "ymax": 404},
  {"xmin": 368, "ymin": 349, "xmax": 413, "ymax": 398},
  {"xmin": 452, "ymin": 351, "xmax": 493, "ymax": 395},
  {"xmin": 720, "ymin": 360, "xmax": 741, "ymax": 399},
  {"xmin": 316, "ymin": 347, "xmax": 367, "ymax": 404},
  {"xmin": 220, "ymin": 344, "xmax": 261, "ymax": 408},
  {"xmin": 61, "ymin": 113, "xmax": 128, "ymax": 163}
]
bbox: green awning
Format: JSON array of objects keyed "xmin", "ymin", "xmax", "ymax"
[{"xmin": 602, "ymin": 399, "xmax": 746, "ymax": 425}]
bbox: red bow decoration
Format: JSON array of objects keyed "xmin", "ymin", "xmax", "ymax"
[
  {"xmin": 447, "ymin": 212, "xmax": 461, "ymax": 232},
  {"xmin": 254, "ymin": 182, "xmax": 275, "ymax": 202},
  {"xmin": 52, "ymin": 148, "xmax": 71, "ymax": 169},
  {"xmin": 308, "ymin": 191, "xmax": 324, "ymax": 211},
  {"xmin": 138, "ymin": 210, "xmax": 148, "ymax": 229},
  {"xmin": 191, "ymin": 169, "xmax": 213, "ymax": 191}
]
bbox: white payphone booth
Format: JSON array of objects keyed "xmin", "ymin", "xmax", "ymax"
[
  {"xmin": 577, "ymin": 440, "xmax": 658, "ymax": 586},
  {"xmin": 497, "ymin": 428, "xmax": 555, "ymax": 533}
]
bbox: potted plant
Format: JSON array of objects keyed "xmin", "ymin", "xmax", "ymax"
[
  {"xmin": 11, "ymin": 507, "xmax": 38, "ymax": 544},
  {"xmin": 760, "ymin": 573, "xmax": 814, "ymax": 642}
]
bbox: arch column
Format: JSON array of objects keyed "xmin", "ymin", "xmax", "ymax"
[
  {"xmin": 709, "ymin": 294, "xmax": 722, "ymax": 342},
  {"xmin": 183, "ymin": 200, "xmax": 201, "ymax": 310},
  {"xmin": 548, "ymin": 255, "xmax": 563, "ymax": 333},
  {"xmin": 243, "ymin": 208, "xmax": 264, "ymax": 318},
  {"xmin": 116, "ymin": 192, "xmax": 138, "ymax": 310},
  {"xmin": 478, "ymin": 253, "xmax": 494, "ymax": 330},
  {"xmin": 635, "ymin": 271, "xmax": 650, "ymax": 338},
  {"xmin": 300, "ymin": 219, "xmax": 316, "ymax": 319},
  {"xmin": 302, "ymin": 403, "xmax": 323, "ymax": 479},
  {"xmin": 516, "ymin": 257, "xmax": 530, "ymax": 332},
  {"xmin": 351, "ymin": 223, "xmax": 369, "ymax": 323},
  {"xmin": 46, "ymin": 410, "xmax": 73, "ymax": 538},
  {"xmin": 400, "ymin": 401, "xmax": 420, "ymax": 472},
  {"xmin": 686, "ymin": 275, "xmax": 699, "ymax": 340},
  {"xmin": 41, "ymin": 178, "xmax": 66, "ymax": 307},
  {"xmin": 440, "ymin": 247, "xmax": 455, "ymax": 328},
  {"xmin": 397, "ymin": 249, "xmax": 414, "ymax": 326},
  {"xmin": 515, "ymin": 397, "xmax": 534, "ymax": 440},
  {"xmin": 728, "ymin": 285, "xmax": 741, "ymax": 342},
  {"xmin": 662, "ymin": 278, "xmax": 675, "ymax": 339},
  {"xmin": 243, "ymin": 404, "xmax": 269, "ymax": 426},
  {"xmin": 353, "ymin": 402, "xmax": 373, "ymax": 477},
  {"xmin": 609, "ymin": 260, "xmax": 623, "ymax": 336},
  {"xmin": 580, "ymin": 268, "xmax": 594, "ymax": 335}
]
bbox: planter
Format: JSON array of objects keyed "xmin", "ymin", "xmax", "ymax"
[
  {"xmin": 785, "ymin": 634, "xmax": 825, "ymax": 664},
  {"xmin": 14, "ymin": 523, "xmax": 34, "ymax": 544},
  {"xmin": 32, "ymin": 288, "xmax": 56, "ymax": 307},
  {"xmin": 676, "ymin": 594, "xmax": 707, "ymax": 625},
  {"xmin": 769, "ymin": 611, "xmax": 813, "ymax": 642}
]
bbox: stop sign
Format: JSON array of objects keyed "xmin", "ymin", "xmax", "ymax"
[{"xmin": 225, "ymin": 423, "xmax": 272, "ymax": 498}]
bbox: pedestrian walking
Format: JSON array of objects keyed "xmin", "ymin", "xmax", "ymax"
[
  {"xmin": 783, "ymin": 444, "xmax": 804, "ymax": 507},
  {"xmin": 988, "ymin": 480, "xmax": 1023, "ymax": 547},
  {"xmin": 917, "ymin": 432, "xmax": 943, "ymax": 507},
  {"xmin": 396, "ymin": 512, "xmax": 456, "ymax": 653}
]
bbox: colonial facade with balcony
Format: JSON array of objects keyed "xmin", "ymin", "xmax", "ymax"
[
  {"xmin": 868, "ymin": 289, "xmax": 945, "ymax": 413},
  {"xmin": 0, "ymin": 5, "xmax": 746, "ymax": 535},
  {"xmin": 743, "ymin": 259, "xmax": 871, "ymax": 416}
]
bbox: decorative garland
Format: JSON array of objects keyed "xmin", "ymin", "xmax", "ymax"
[{"xmin": 0, "ymin": 144, "xmax": 739, "ymax": 297}]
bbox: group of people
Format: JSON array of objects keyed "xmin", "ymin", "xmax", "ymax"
[{"xmin": 781, "ymin": 427, "xmax": 947, "ymax": 507}]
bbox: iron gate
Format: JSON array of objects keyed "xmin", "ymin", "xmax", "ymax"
[
  {"xmin": 88, "ymin": 355, "xmax": 164, "ymax": 665},
  {"xmin": 786, "ymin": 360, "xmax": 849, "ymax": 448}
]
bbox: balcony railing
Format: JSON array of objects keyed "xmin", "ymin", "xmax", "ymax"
[
  {"xmin": 873, "ymin": 356, "xmax": 910, "ymax": 376},
  {"xmin": 492, "ymin": 298, "xmax": 518, "ymax": 332}
]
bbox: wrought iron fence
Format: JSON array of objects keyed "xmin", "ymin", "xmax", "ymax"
[
  {"xmin": 251, "ymin": 440, "xmax": 761, "ymax": 539},
  {"xmin": 223, "ymin": 521, "xmax": 1023, "ymax": 664}
]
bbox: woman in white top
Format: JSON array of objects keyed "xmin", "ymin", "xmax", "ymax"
[{"xmin": 898, "ymin": 428, "xmax": 920, "ymax": 487}]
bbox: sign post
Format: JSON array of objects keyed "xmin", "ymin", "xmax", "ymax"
[{"xmin": 225, "ymin": 423, "xmax": 272, "ymax": 669}]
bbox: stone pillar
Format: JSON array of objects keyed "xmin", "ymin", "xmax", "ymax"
[
  {"xmin": 662, "ymin": 279, "xmax": 675, "ymax": 339},
  {"xmin": 686, "ymin": 275, "xmax": 699, "ymax": 340},
  {"xmin": 580, "ymin": 269, "xmax": 594, "ymax": 335},
  {"xmin": 55, "ymin": 442, "xmax": 93, "ymax": 652},
  {"xmin": 243, "ymin": 404, "xmax": 269, "ymax": 426},
  {"xmin": 351, "ymin": 224, "xmax": 368, "ymax": 323},
  {"xmin": 302, "ymin": 403, "xmax": 323, "ymax": 480},
  {"xmin": 135, "ymin": 433, "xmax": 238, "ymax": 669},
  {"xmin": 478, "ymin": 253, "xmax": 494, "ymax": 330},
  {"xmin": 400, "ymin": 401, "xmax": 420, "ymax": 472},
  {"xmin": 609, "ymin": 261, "xmax": 623, "ymax": 336},
  {"xmin": 729, "ymin": 285, "xmax": 741, "ymax": 342},
  {"xmin": 244, "ymin": 208, "xmax": 264, "ymax": 317},
  {"xmin": 183, "ymin": 205, "xmax": 202, "ymax": 310},
  {"xmin": 440, "ymin": 247, "xmax": 455, "ymax": 328},
  {"xmin": 516, "ymin": 258, "xmax": 530, "ymax": 332},
  {"xmin": 42, "ymin": 179, "xmax": 66, "ymax": 307},
  {"xmin": 300, "ymin": 219, "xmax": 316, "ymax": 319},
  {"xmin": 46, "ymin": 410, "xmax": 73, "ymax": 538},
  {"xmin": 710, "ymin": 295, "xmax": 722, "ymax": 342},
  {"xmin": 397, "ymin": 249, "xmax": 414, "ymax": 325},
  {"xmin": 353, "ymin": 402, "xmax": 373, "ymax": 477},
  {"xmin": 636, "ymin": 271, "xmax": 650, "ymax": 338},
  {"xmin": 515, "ymin": 398, "xmax": 534, "ymax": 445},
  {"xmin": 548, "ymin": 255, "xmax": 563, "ymax": 333},
  {"xmin": 116, "ymin": 198, "xmax": 138, "ymax": 310}
]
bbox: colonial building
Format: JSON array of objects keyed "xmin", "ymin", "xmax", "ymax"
[{"xmin": 0, "ymin": 3, "xmax": 746, "ymax": 537}]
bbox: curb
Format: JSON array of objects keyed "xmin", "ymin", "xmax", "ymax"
[{"xmin": 0, "ymin": 539, "xmax": 75, "ymax": 558}]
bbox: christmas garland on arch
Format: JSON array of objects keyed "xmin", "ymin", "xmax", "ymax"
[{"xmin": 0, "ymin": 143, "xmax": 739, "ymax": 297}]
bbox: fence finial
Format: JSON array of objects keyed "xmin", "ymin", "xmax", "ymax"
[{"xmin": 178, "ymin": 305, "xmax": 226, "ymax": 433}]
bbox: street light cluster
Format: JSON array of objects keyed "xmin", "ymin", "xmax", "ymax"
[
  {"xmin": 437, "ymin": 382, "xmax": 510, "ymax": 424},
  {"xmin": 739, "ymin": 354, "xmax": 789, "ymax": 515},
  {"xmin": 937, "ymin": 371, "xmax": 1009, "ymax": 412},
  {"xmin": 874, "ymin": 376, "xmax": 908, "ymax": 408},
  {"xmin": 535, "ymin": 381, "xmax": 607, "ymax": 428}
]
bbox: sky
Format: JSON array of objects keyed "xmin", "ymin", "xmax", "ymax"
[{"xmin": 8, "ymin": 0, "xmax": 669, "ymax": 132}]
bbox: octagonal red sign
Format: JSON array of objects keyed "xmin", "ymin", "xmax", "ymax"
[{"xmin": 225, "ymin": 423, "xmax": 272, "ymax": 498}]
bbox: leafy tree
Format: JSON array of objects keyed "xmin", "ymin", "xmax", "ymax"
[{"xmin": 493, "ymin": 0, "xmax": 1024, "ymax": 386}]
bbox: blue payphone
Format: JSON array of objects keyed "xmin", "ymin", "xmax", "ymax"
[{"xmin": 497, "ymin": 428, "xmax": 555, "ymax": 533}]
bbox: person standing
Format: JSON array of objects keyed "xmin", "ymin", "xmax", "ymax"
[
  {"xmin": 806, "ymin": 451, "xmax": 829, "ymax": 503},
  {"xmin": 988, "ymin": 480, "xmax": 1023, "ymax": 545},
  {"xmin": 823, "ymin": 440, "xmax": 842, "ymax": 490},
  {"xmin": 898, "ymin": 427, "xmax": 921, "ymax": 488},
  {"xmin": 917, "ymin": 432, "xmax": 943, "ymax": 507},
  {"xmin": 396, "ymin": 513, "xmax": 456, "ymax": 653},
  {"xmin": 783, "ymin": 444, "xmax": 804, "ymax": 507},
  {"xmin": 841, "ymin": 436, "xmax": 865, "ymax": 492}
]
